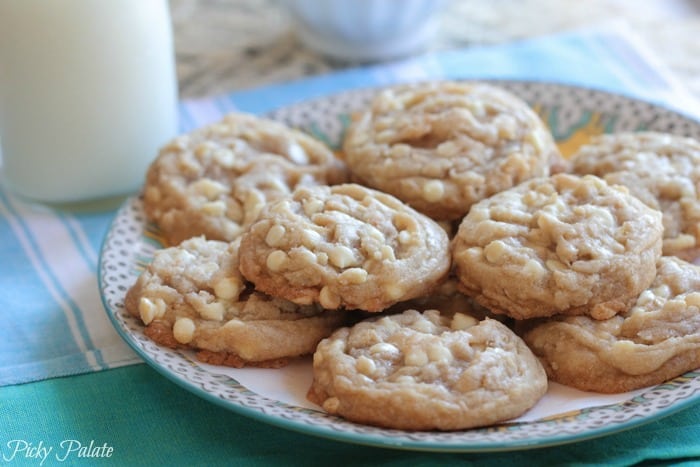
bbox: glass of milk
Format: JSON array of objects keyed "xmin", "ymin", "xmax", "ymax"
[{"xmin": 0, "ymin": 0, "xmax": 179, "ymax": 204}]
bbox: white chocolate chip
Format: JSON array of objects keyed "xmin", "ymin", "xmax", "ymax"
[
  {"xmin": 265, "ymin": 224, "xmax": 287, "ymax": 247},
  {"xmin": 427, "ymin": 343, "xmax": 453, "ymax": 363},
  {"xmin": 173, "ymin": 317, "xmax": 196, "ymax": 344},
  {"xmin": 244, "ymin": 191, "xmax": 265, "ymax": 215},
  {"xmin": 138, "ymin": 297, "xmax": 166, "ymax": 325},
  {"xmin": 302, "ymin": 228, "xmax": 323, "ymax": 247},
  {"xmin": 266, "ymin": 250, "xmax": 288, "ymax": 272},
  {"xmin": 329, "ymin": 245, "xmax": 358, "ymax": 269},
  {"xmin": 652, "ymin": 284, "xmax": 672, "ymax": 299},
  {"xmin": 522, "ymin": 258, "xmax": 546, "ymax": 279},
  {"xmin": 177, "ymin": 155, "xmax": 200, "ymax": 175},
  {"xmin": 398, "ymin": 230, "xmax": 412, "ymax": 244},
  {"xmin": 545, "ymin": 258, "xmax": 566, "ymax": 271},
  {"xmin": 194, "ymin": 142, "xmax": 216, "ymax": 158},
  {"xmin": 526, "ymin": 129, "xmax": 546, "ymax": 152},
  {"xmin": 303, "ymin": 198, "xmax": 325, "ymax": 216},
  {"xmin": 293, "ymin": 248, "xmax": 318, "ymax": 265},
  {"xmin": 319, "ymin": 286, "xmax": 341, "ymax": 309},
  {"xmin": 338, "ymin": 267, "xmax": 368, "ymax": 284},
  {"xmin": 213, "ymin": 277, "xmax": 242, "ymax": 300},
  {"xmin": 636, "ymin": 289, "xmax": 656, "ymax": 307},
  {"xmin": 380, "ymin": 245, "xmax": 396, "ymax": 261},
  {"xmin": 287, "ymin": 141, "xmax": 309, "ymax": 164},
  {"xmin": 315, "ymin": 252, "xmax": 329, "ymax": 265},
  {"xmin": 369, "ymin": 342, "xmax": 399, "ymax": 357},
  {"xmin": 405, "ymin": 348, "xmax": 428, "ymax": 367},
  {"xmin": 196, "ymin": 301, "xmax": 225, "ymax": 321},
  {"xmin": 484, "ymin": 240, "xmax": 507, "ymax": 264},
  {"xmin": 451, "ymin": 312, "xmax": 478, "ymax": 330},
  {"xmin": 588, "ymin": 206, "xmax": 615, "ymax": 228},
  {"xmin": 199, "ymin": 261, "xmax": 220, "ymax": 277},
  {"xmin": 192, "ymin": 178, "xmax": 228, "ymax": 200},
  {"xmin": 411, "ymin": 317, "xmax": 435, "ymax": 333},
  {"xmin": 664, "ymin": 235, "xmax": 696, "ymax": 253},
  {"xmin": 271, "ymin": 199, "xmax": 291, "ymax": 215},
  {"xmin": 394, "ymin": 375, "xmax": 416, "ymax": 385},
  {"xmin": 393, "ymin": 212, "xmax": 417, "ymax": 231},
  {"xmin": 384, "ymin": 284, "xmax": 405, "ymax": 301},
  {"xmin": 201, "ymin": 200, "xmax": 226, "ymax": 216},
  {"xmin": 356, "ymin": 356, "xmax": 376, "ymax": 376},
  {"xmin": 686, "ymin": 292, "xmax": 700, "ymax": 308},
  {"xmin": 213, "ymin": 148, "xmax": 235, "ymax": 167},
  {"xmin": 422, "ymin": 180, "xmax": 445, "ymax": 203},
  {"xmin": 436, "ymin": 140, "xmax": 459, "ymax": 157},
  {"xmin": 468, "ymin": 206, "xmax": 490, "ymax": 222}
]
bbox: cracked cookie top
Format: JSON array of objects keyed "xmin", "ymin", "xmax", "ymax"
[
  {"xmin": 342, "ymin": 81, "xmax": 560, "ymax": 220},
  {"xmin": 452, "ymin": 173, "xmax": 664, "ymax": 320},
  {"xmin": 308, "ymin": 309, "xmax": 547, "ymax": 430},
  {"xmin": 124, "ymin": 236, "xmax": 350, "ymax": 368},
  {"xmin": 521, "ymin": 256, "xmax": 700, "ymax": 393},
  {"xmin": 143, "ymin": 112, "xmax": 348, "ymax": 245},
  {"xmin": 570, "ymin": 131, "xmax": 700, "ymax": 261},
  {"xmin": 238, "ymin": 183, "xmax": 451, "ymax": 312}
]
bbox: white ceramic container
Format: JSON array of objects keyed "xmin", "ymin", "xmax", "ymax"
[{"xmin": 283, "ymin": 0, "xmax": 444, "ymax": 61}]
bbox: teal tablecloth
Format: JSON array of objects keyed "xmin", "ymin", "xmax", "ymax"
[
  {"xmin": 2, "ymin": 23, "xmax": 700, "ymax": 466},
  {"xmin": 3, "ymin": 365, "xmax": 700, "ymax": 466}
]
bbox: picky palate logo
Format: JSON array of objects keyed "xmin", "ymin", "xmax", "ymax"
[{"xmin": 2, "ymin": 439, "xmax": 113, "ymax": 465}]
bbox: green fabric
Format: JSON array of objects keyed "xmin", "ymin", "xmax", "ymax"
[{"xmin": 2, "ymin": 365, "xmax": 700, "ymax": 466}]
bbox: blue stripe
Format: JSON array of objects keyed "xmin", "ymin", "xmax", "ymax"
[
  {"xmin": 0, "ymin": 188, "xmax": 106, "ymax": 370},
  {"xmin": 213, "ymin": 96, "xmax": 231, "ymax": 116},
  {"xmin": 178, "ymin": 102, "xmax": 197, "ymax": 132},
  {"xmin": 57, "ymin": 211, "xmax": 97, "ymax": 274},
  {"xmin": 0, "ymin": 350, "xmax": 111, "ymax": 386}
]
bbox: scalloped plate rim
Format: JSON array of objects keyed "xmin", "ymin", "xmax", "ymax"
[{"xmin": 98, "ymin": 80, "xmax": 700, "ymax": 453}]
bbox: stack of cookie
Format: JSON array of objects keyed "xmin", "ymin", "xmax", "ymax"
[{"xmin": 125, "ymin": 80, "xmax": 700, "ymax": 431}]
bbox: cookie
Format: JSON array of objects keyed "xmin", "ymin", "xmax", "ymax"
[
  {"xmin": 386, "ymin": 277, "xmax": 501, "ymax": 322},
  {"xmin": 521, "ymin": 256, "xmax": 700, "ymax": 393},
  {"xmin": 124, "ymin": 236, "xmax": 350, "ymax": 368},
  {"xmin": 143, "ymin": 112, "xmax": 348, "ymax": 245},
  {"xmin": 307, "ymin": 309, "xmax": 547, "ymax": 430},
  {"xmin": 238, "ymin": 183, "xmax": 451, "ymax": 312},
  {"xmin": 569, "ymin": 131, "xmax": 700, "ymax": 261},
  {"xmin": 341, "ymin": 81, "xmax": 560, "ymax": 221},
  {"xmin": 452, "ymin": 174, "xmax": 664, "ymax": 320}
]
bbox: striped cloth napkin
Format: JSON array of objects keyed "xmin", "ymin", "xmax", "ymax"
[{"xmin": 1, "ymin": 22, "xmax": 698, "ymax": 387}]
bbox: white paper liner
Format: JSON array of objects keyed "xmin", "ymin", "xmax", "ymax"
[{"xmin": 198, "ymin": 356, "xmax": 646, "ymax": 423}]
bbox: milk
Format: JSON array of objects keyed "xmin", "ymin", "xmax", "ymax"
[{"xmin": 0, "ymin": 0, "xmax": 179, "ymax": 203}]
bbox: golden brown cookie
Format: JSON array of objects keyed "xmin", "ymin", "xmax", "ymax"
[
  {"xmin": 342, "ymin": 81, "xmax": 560, "ymax": 221},
  {"xmin": 124, "ymin": 236, "xmax": 350, "ymax": 368},
  {"xmin": 569, "ymin": 131, "xmax": 700, "ymax": 261},
  {"xmin": 238, "ymin": 183, "xmax": 451, "ymax": 312},
  {"xmin": 308, "ymin": 309, "xmax": 547, "ymax": 430},
  {"xmin": 521, "ymin": 256, "xmax": 700, "ymax": 393},
  {"xmin": 452, "ymin": 174, "xmax": 664, "ymax": 320},
  {"xmin": 143, "ymin": 112, "xmax": 348, "ymax": 245},
  {"xmin": 385, "ymin": 277, "xmax": 502, "ymax": 322}
]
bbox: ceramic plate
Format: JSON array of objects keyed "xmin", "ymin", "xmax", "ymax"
[{"xmin": 99, "ymin": 81, "xmax": 700, "ymax": 452}]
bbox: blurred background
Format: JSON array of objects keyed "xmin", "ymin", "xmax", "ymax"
[{"xmin": 170, "ymin": 0, "xmax": 700, "ymax": 99}]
